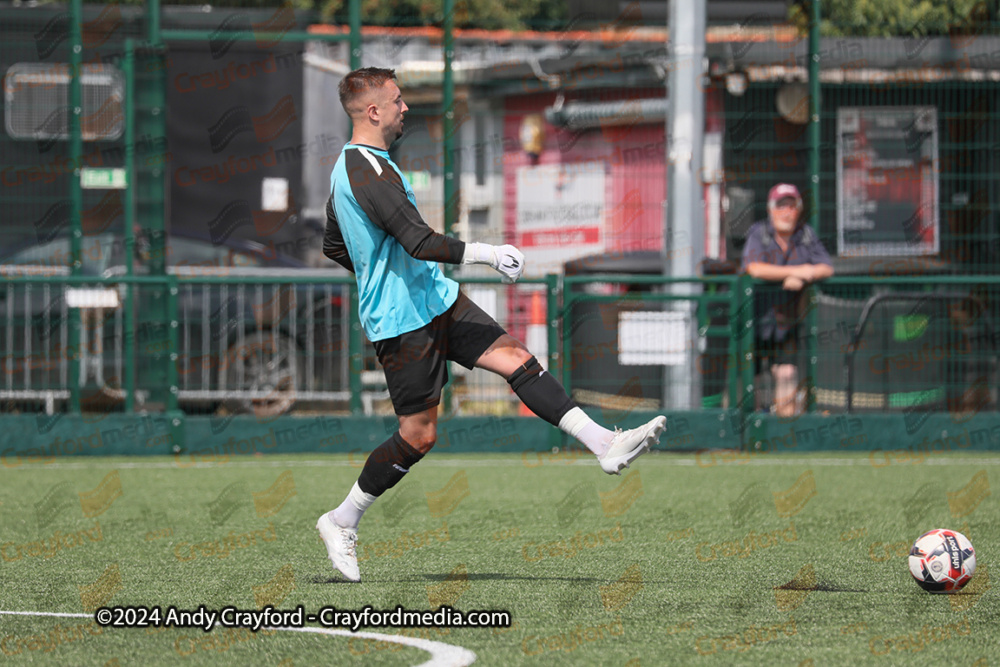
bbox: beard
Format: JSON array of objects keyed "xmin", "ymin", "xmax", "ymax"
[{"xmin": 386, "ymin": 119, "xmax": 404, "ymax": 147}]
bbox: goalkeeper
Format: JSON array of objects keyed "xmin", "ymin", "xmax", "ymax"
[{"xmin": 317, "ymin": 67, "xmax": 666, "ymax": 582}]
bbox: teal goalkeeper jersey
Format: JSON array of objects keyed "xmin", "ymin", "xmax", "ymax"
[{"xmin": 323, "ymin": 144, "xmax": 464, "ymax": 341}]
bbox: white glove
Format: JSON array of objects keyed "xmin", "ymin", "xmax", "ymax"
[{"xmin": 462, "ymin": 242, "xmax": 525, "ymax": 284}]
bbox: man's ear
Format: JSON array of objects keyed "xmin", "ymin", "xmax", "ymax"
[{"xmin": 366, "ymin": 102, "xmax": 380, "ymax": 124}]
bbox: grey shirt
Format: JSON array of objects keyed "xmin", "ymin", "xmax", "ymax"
[{"xmin": 741, "ymin": 220, "xmax": 833, "ymax": 341}]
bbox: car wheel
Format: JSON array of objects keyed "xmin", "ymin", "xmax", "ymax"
[{"xmin": 219, "ymin": 331, "xmax": 298, "ymax": 418}]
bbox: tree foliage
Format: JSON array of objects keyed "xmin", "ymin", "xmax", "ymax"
[
  {"xmin": 789, "ymin": 0, "xmax": 993, "ymax": 38},
  {"xmin": 319, "ymin": 0, "xmax": 567, "ymax": 30},
  {"xmin": 95, "ymin": 0, "xmax": 567, "ymax": 29}
]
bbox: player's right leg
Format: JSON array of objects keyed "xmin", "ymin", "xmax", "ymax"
[
  {"xmin": 317, "ymin": 408, "xmax": 436, "ymax": 582},
  {"xmin": 318, "ymin": 313, "xmax": 448, "ymax": 582}
]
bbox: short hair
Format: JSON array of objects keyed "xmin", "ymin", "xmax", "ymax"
[{"xmin": 338, "ymin": 67, "xmax": 397, "ymax": 115}]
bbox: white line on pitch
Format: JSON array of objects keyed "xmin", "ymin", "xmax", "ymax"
[
  {"xmin": 269, "ymin": 625, "xmax": 475, "ymax": 667},
  {"xmin": 6, "ymin": 454, "xmax": 1000, "ymax": 471},
  {"xmin": 0, "ymin": 611, "xmax": 477, "ymax": 667},
  {"xmin": 0, "ymin": 610, "xmax": 91, "ymax": 619}
]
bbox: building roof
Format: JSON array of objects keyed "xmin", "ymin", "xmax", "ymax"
[
  {"xmin": 308, "ymin": 23, "xmax": 802, "ymax": 46},
  {"xmin": 307, "ymin": 26, "xmax": 1000, "ymax": 86}
]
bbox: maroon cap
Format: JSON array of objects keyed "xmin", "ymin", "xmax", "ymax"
[{"xmin": 768, "ymin": 183, "xmax": 801, "ymax": 205}]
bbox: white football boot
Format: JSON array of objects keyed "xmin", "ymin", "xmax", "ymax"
[
  {"xmin": 316, "ymin": 512, "xmax": 360, "ymax": 582},
  {"xmin": 598, "ymin": 415, "xmax": 667, "ymax": 475}
]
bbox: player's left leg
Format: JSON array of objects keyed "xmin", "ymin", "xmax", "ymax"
[
  {"xmin": 470, "ymin": 333, "xmax": 667, "ymax": 475},
  {"xmin": 441, "ymin": 296, "xmax": 594, "ymax": 443}
]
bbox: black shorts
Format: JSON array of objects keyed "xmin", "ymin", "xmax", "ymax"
[{"xmin": 372, "ymin": 290, "xmax": 507, "ymax": 415}]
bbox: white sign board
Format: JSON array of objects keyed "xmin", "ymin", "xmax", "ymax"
[
  {"xmin": 619, "ymin": 311, "xmax": 687, "ymax": 366},
  {"xmin": 516, "ymin": 161, "xmax": 606, "ymax": 276}
]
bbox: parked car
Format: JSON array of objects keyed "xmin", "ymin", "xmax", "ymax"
[{"xmin": 0, "ymin": 231, "xmax": 351, "ymax": 417}]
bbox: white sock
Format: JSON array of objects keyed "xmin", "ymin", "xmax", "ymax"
[
  {"xmin": 331, "ymin": 482, "xmax": 377, "ymax": 530},
  {"xmin": 558, "ymin": 407, "xmax": 614, "ymax": 457}
]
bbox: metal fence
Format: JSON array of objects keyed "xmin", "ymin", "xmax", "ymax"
[
  {"xmin": 3, "ymin": 3, "xmax": 1000, "ymax": 445},
  {"xmin": 809, "ymin": 277, "xmax": 1000, "ymax": 415},
  {"xmin": 171, "ymin": 271, "xmax": 352, "ymax": 413},
  {"xmin": 720, "ymin": 8, "xmax": 1000, "ymax": 274},
  {"xmin": 4, "ymin": 272, "xmax": 997, "ymax": 430}
]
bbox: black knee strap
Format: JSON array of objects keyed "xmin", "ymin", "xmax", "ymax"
[
  {"xmin": 507, "ymin": 356, "xmax": 576, "ymax": 426},
  {"xmin": 507, "ymin": 356, "xmax": 544, "ymax": 392},
  {"xmin": 357, "ymin": 431, "xmax": 425, "ymax": 497},
  {"xmin": 390, "ymin": 431, "xmax": 425, "ymax": 470}
]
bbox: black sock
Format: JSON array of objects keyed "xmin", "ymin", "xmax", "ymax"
[
  {"xmin": 357, "ymin": 431, "xmax": 425, "ymax": 497},
  {"xmin": 507, "ymin": 356, "xmax": 576, "ymax": 426}
]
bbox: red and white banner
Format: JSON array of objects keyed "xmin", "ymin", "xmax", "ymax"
[{"xmin": 515, "ymin": 161, "xmax": 606, "ymax": 276}]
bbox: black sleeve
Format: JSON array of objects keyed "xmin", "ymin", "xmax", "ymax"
[
  {"xmin": 346, "ymin": 150, "xmax": 466, "ymax": 264},
  {"xmin": 323, "ymin": 192, "xmax": 355, "ymax": 273}
]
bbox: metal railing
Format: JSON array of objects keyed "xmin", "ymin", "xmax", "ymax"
[
  {"xmin": 812, "ymin": 276, "xmax": 1000, "ymax": 416},
  {"xmin": 2, "ymin": 272, "xmax": 999, "ymax": 433},
  {"xmin": 0, "ymin": 275, "xmax": 177, "ymax": 414},
  {"xmin": 170, "ymin": 272, "xmax": 353, "ymax": 413},
  {"xmin": 559, "ymin": 273, "xmax": 747, "ymax": 413},
  {"xmin": 843, "ymin": 291, "xmax": 1000, "ymax": 412}
]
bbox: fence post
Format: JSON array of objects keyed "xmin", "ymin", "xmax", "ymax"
[
  {"xmin": 133, "ymin": 38, "xmax": 170, "ymax": 409},
  {"xmin": 348, "ymin": 0, "xmax": 362, "ymax": 69},
  {"xmin": 737, "ymin": 274, "xmax": 756, "ymax": 449},
  {"xmin": 442, "ymin": 0, "xmax": 457, "ymax": 281},
  {"xmin": 726, "ymin": 276, "xmax": 741, "ymax": 412},
  {"xmin": 560, "ymin": 278, "xmax": 573, "ymax": 410},
  {"xmin": 166, "ymin": 273, "xmax": 185, "ymax": 453},
  {"xmin": 124, "ymin": 41, "xmax": 136, "ymax": 413},
  {"xmin": 148, "ymin": 0, "xmax": 161, "ymax": 43},
  {"xmin": 808, "ymin": 0, "xmax": 821, "ymax": 234},
  {"xmin": 806, "ymin": 285, "xmax": 818, "ymax": 412},
  {"xmin": 68, "ymin": 0, "xmax": 83, "ymax": 412},
  {"xmin": 546, "ymin": 273, "xmax": 564, "ymax": 449},
  {"xmin": 807, "ymin": 0, "xmax": 821, "ymax": 416},
  {"xmin": 166, "ymin": 276, "xmax": 179, "ymax": 413}
]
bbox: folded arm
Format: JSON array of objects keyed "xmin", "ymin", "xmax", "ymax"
[{"xmin": 745, "ymin": 262, "xmax": 833, "ymax": 283}]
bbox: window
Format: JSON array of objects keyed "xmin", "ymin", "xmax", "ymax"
[{"xmin": 4, "ymin": 63, "xmax": 124, "ymax": 141}]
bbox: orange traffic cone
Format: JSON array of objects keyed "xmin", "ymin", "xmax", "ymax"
[{"xmin": 519, "ymin": 291, "xmax": 548, "ymax": 417}]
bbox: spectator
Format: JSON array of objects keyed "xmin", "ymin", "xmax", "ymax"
[{"xmin": 741, "ymin": 184, "xmax": 834, "ymax": 416}]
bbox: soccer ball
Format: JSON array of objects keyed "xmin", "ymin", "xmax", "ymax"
[{"xmin": 908, "ymin": 529, "xmax": 976, "ymax": 593}]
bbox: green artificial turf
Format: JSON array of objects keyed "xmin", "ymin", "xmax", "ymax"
[{"xmin": 1, "ymin": 451, "xmax": 998, "ymax": 665}]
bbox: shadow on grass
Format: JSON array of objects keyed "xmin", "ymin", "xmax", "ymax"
[
  {"xmin": 405, "ymin": 573, "xmax": 608, "ymax": 583},
  {"xmin": 309, "ymin": 576, "xmax": 360, "ymax": 584},
  {"xmin": 811, "ymin": 584, "xmax": 869, "ymax": 593},
  {"xmin": 309, "ymin": 573, "xmax": 609, "ymax": 584}
]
